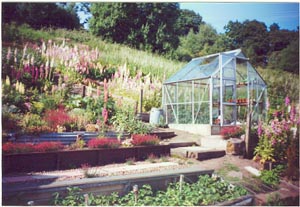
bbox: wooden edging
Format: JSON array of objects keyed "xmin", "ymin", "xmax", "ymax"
[{"xmin": 3, "ymin": 145, "xmax": 171, "ymax": 174}]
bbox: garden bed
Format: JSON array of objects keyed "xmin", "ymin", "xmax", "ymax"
[{"xmin": 2, "ymin": 145, "xmax": 170, "ymax": 174}]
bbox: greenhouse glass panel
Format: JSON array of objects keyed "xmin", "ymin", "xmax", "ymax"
[
  {"xmin": 223, "ymin": 105, "xmax": 236, "ymax": 125},
  {"xmin": 223, "ymin": 80, "xmax": 236, "ymax": 103},
  {"xmin": 178, "ymin": 103, "xmax": 193, "ymax": 124}
]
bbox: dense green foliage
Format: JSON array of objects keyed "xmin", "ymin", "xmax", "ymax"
[
  {"xmin": 53, "ymin": 175, "xmax": 248, "ymax": 206},
  {"xmin": 2, "ymin": 3, "xmax": 80, "ymax": 29},
  {"xmin": 89, "ymin": 3, "xmax": 183, "ymax": 54}
]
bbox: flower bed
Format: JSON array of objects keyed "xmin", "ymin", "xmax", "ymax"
[
  {"xmin": 2, "ymin": 145, "xmax": 170, "ymax": 174},
  {"xmin": 53, "ymin": 174, "xmax": 249, "ymax": 206}
]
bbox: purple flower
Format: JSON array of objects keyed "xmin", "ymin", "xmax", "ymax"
[
  {"xmin": 290, "ymin": 105, "xmax": 296, "ymax": 122},
  {"xmin": 24, "ymin": 102, "xmax": 32, "ymax": 110},
  {"xmin": 285, "ymin": 96, "xmax": 290, "ymax": 107}
]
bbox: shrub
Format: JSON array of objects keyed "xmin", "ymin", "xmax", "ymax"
[
  {"xmin": 2, "ymin": 142, "xmax": 64, "ymax": 154},
  {"xmin": 43, "ymin": 107, "xmax": 74, "ymax": 130},
  {"xmin": 259, "ymin": 165, "xmax": 285, "ymax": 188},
  {"xmin": 221, "ymin": 126, "xmax": 244, "ymax": 139},
  {"xmin": 69, "ymin": 139, "xmax": 86, "ymax": 150},
  {"xmin": 112, "ymin": 107, "xmax": 152, "ymax": 135},
  {"xmin": 3, "ymin": 142, "xmax": 35, "ymax": 154},
  {"xmin": 34, "ymin": 142, "xmax": 64, "ymax": 152},
  {"xmin": 131, "ymin": 134, "xmax": 160, "ymax": 146},
  {"xmin": 87, "ymin": 138, "xmax": 121, "ymax": 149}
]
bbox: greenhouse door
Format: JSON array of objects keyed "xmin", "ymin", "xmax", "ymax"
[{"xmin": 221, "ymin": 55, "xmax": 237, "ymax": 126}]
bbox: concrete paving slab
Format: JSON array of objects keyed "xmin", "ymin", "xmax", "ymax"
[
  {"xmin": 245, "ymin": 166, "xmax": 261, "ymax": 176},
  {"xmin": 101, "ymin": 162, "xmax": 179, "ymax": 173}
]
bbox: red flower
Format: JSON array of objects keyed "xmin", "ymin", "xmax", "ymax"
[
  {"xmin": 3, "ymin": 142, "xmax": 35, "ymax": 154},
  {"xmin": 131, "ymin": 134, "xmax": 160, "ymax": 146},
  {"xmin": 3, "ymin": 142, "xmax": 64, "ymax": 154},
  {"xmin": 88, "ymin": 138, "xmax": 121, "ymax": 149},
  {"xmin": 43, "ymin": 108, "xmax": 73, "ymax": 129},
  {"xmin": 34, "ymin": 142, "xmax": 64, "ymax": 152},
  {"xmin": 220, "ymin": 126, "xmax": 243, "ymax": 140}
]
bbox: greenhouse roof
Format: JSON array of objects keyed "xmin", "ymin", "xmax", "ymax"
[{"xmin": 165, "ymin": 49, "xmax": 248, "ymax": 84}]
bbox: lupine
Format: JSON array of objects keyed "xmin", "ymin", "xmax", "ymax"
[
  {"xmin": 257, "ymin": 121, "xmax": 263, "ymax": 137},
  {"xmin": 285, "ymin": 96, "xmax": 290, "ymax": 106},
  {"xmin": 102, "ymin": 108, "xmax": 108, "ymax": 124}
]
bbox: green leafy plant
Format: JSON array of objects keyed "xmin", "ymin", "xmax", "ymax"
[
  {"xmin": 259, "ymin": 165, "xmax": 285, "ymax": 188},
  {"xmin": 69, "ymin": 139, "xmax": 85, "ymax": 150},
  {"xmin": 53, "ymin": 187, "xmax": 84, "ymax": 206},
  {"xmin": 126, "ymin": 157, "xmax": 136, "ymax": 165},
  {"xmin": 112, "ymin": 107, "xmax": 152, "ymax": 135}
]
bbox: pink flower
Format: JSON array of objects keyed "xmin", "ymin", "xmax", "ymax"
[
  {"xmin": 257, "ymin": 121, "xmax": 263, "ymax": 137},
  {"xmin": 24, "ymin": 102, "xmax": 32, "ymax": 110},
  {"xmin": 285, "ymin": 96, "xmax": 290, "ymax": 107},
  {"xmin": 102, "ymin": 108, "xmax": 108, "ymax": 124},
  {"xmin": 266, "ymin": 99, "xmax": 270, "ymax": 111}
]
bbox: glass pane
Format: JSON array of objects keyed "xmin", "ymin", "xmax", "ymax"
[
  {"xmin": 194, "ymin": 102, "xmax": 210, "ymax": 124},
  {"xmin": 178, "ymin": 103, "xmax": 192, "ymax": 124},
  {"xmin": 223, "ymin": 80, "xmax": 235, "ymax": 102},
  {"xmin": 223, "ymin": 105, "xmax": 236, "ymax": 125},
  {"xmin": 223, "ymin": 58, "xmax": 235, "ymax": 78},
  {"xmin": 166, "ymin": 104, "xmax": 177, "ymax": 124},
  {"xmin": 165, "ymin": 84, "xmax": 176, "ymax": 104},
  {"xmin": 236, "ymin": 58, "xmax": 247, "ymax": 84}
]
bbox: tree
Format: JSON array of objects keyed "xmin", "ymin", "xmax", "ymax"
[
  {"xmin": 269, "ymin": 40, "xmax": 299, "ymax": 73},
  {"xmin": 89, "ymin": 2, "xmax": 180, "ymax": 54},
  {"xmin": 2, "ymin": 3, "xmax": 80, "ymax": 29},
  {"xmin": 176, "ymin": 9, "xmax": 203, "ymax": 36},
  {"xmin": 224, "ymin": 20, "xmax": 269, "ymax": 67},
  {"xmin": 175, "ymin": 24, "xmax": 218, "ymax": 61}
]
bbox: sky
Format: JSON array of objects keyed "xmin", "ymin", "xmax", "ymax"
[{"xmin": 180, "ymin": 2, "xmax": 299, "ymax": 33}]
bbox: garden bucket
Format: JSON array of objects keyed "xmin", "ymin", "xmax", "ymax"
[{"xmin": 149, "ymin": 108, "xmax": 163, "ymax": 125}]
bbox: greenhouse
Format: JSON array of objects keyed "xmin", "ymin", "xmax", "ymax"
[{"xmin": 162, "ymin": 49, "xmax": 267, "ymax": 135}]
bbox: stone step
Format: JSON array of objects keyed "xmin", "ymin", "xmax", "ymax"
[
  {"xmin": 168, "ymin": 142, "xmax": 198, "ymax": 148},
  {"xmin": 171, "ymin": 146, "xmax": 226, "ymax": 160},
  {"xmin": 197, "ymin": 150, "xmax": 226, "ymax": 161},
  {"xmin": 200, "ymin": 136, "xmax": 227, "ymax": 150},
  {"xmin": 150, "ymin": 131, "xmax": 176, "ymax": 139}
]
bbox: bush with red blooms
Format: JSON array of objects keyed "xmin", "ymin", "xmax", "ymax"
[
  {"xmin": 2, "ymin": 141, "xmax": 64, "ymax": 154},
  {"xmin": 220, "ymin": 126, "xmax": 244, "ymax": 140},
  {"xmin": 43, "ymin": 107, "xmax": 74, "ymax": 130},
  {"xmin": 33, "ymin": 142, "xmax": 64, "ymax": 152},
  {"xmin": 2, "ymin": 142, "xmax": 35, "ymax": 154},
  {"xmin": 131, "ymin": 134, "xmax": 160, "ymax": 146},
  {"xmin": 87, "ymin": 138, "xmax": 121, "ymax": 149}
]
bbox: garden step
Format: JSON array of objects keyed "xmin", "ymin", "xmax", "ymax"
[
  {"xmin": 171, "ymin": 146, "xmax": 226, "ymax": 160},
  {"xmin": 197, "ymin": 150, "xmax": 226, "ymax": 161},
  {"xmin": 168, "ymin": 142, "xmax": 198, "ymax": 148},
  {"xmin": 150, "ymin": 131, "xmax": 176, "ymax": 139}
]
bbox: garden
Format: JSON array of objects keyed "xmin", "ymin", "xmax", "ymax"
[{"xmin": 2, "ymin": 25, "xmax": 299, "ymax": 206}]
